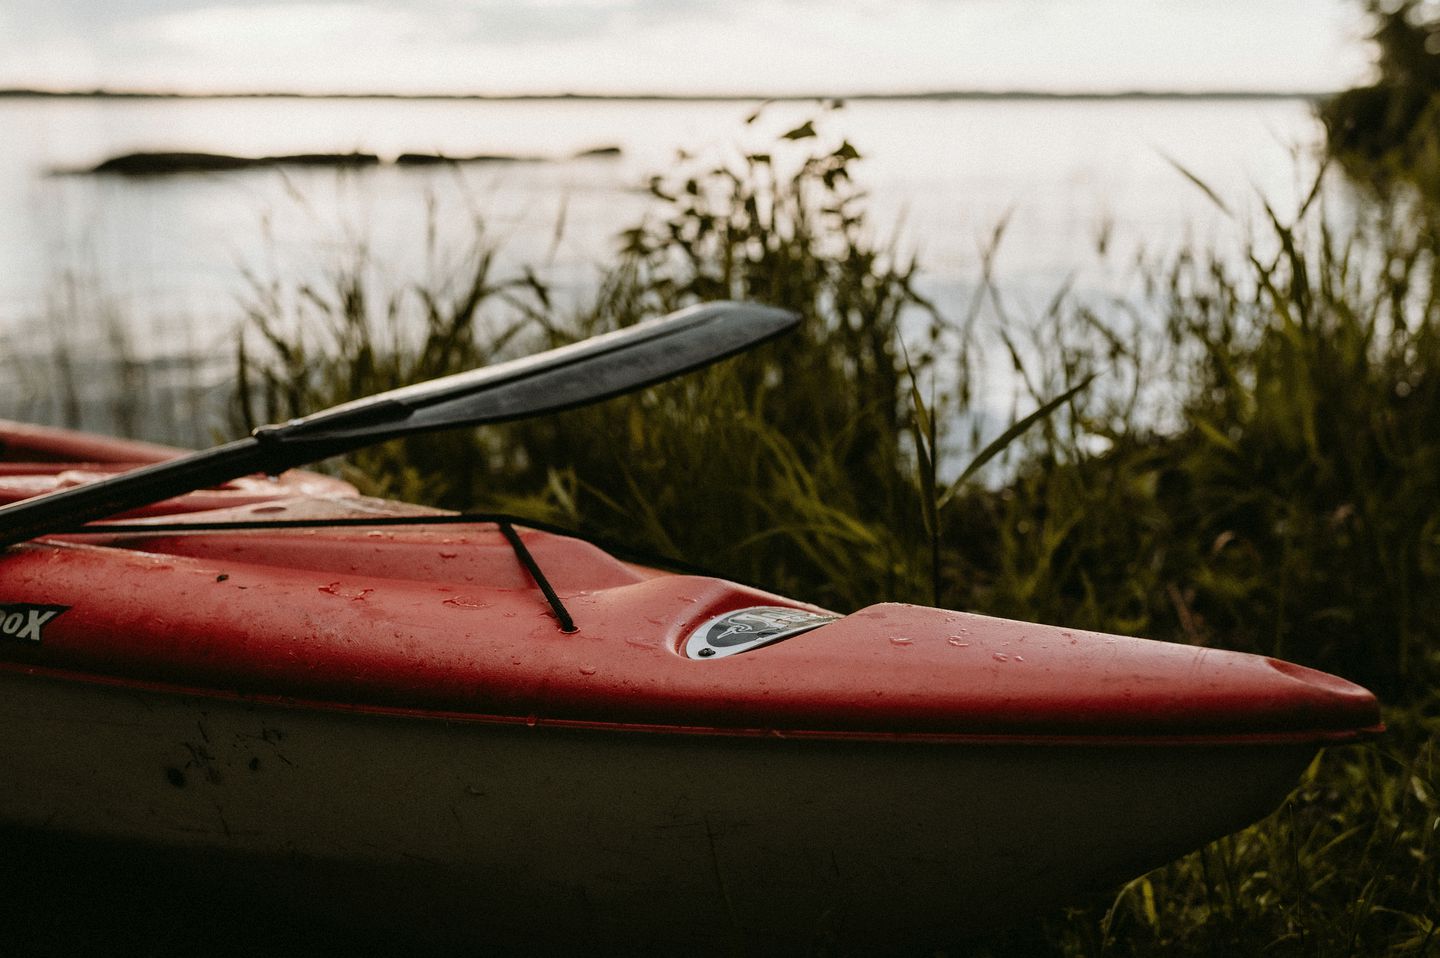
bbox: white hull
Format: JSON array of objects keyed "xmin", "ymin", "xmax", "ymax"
[{"xmin": 0, "ymin": 667, "xmax": 1314, "ymax": 951}]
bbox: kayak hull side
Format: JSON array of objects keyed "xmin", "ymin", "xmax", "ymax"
[{"xmin": 0, "ymin": 665, "xmax": 1316, "ymax": 950}]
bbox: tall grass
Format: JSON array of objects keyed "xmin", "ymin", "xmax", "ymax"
[
  {"xmin": 942, "ymin": 194, "xmax": 1440, "ymax": 700},
  {"xmin": 237, "ymin": 117, "xmax": 945, "ymax": 609},
  {"xmin": 0, "ymin": 272, "xmax": 221, "ymax": 446},
  {"xmin": 232, "ymin": 117, "xmax": 1440, "ymax": 954}
]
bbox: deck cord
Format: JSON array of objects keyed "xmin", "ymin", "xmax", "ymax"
[{"xmin": 495, "ymin": 519, "xmax": 577, "ymax": 634}]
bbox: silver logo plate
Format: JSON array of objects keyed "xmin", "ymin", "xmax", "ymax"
[{"xmin": 684, "ymin": 606, "xmax": 838, "ymax": 659}]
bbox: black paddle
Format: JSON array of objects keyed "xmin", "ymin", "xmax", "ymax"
[{"xmin": 0, "ymin": 301, "xmax": 798, "ymax": 549}]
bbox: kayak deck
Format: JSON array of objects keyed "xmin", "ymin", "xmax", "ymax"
[{"xmin": 0, "ymin": 493, "xmax": 1380, "ymax": 745}]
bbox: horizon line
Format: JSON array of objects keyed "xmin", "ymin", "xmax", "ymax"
[{"xmin": 0, "ymin": 86, "xmax": 1333, "ymax": 102}]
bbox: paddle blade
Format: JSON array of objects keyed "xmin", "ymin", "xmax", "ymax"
[{"xmin": 273, "ymin": 301, "xmax": 799, "ymax": 446}]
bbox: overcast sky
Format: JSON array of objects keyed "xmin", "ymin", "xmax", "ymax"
[{"xmin": 0, "ymin": 0, "xmax": 1376, "ymax": 96}]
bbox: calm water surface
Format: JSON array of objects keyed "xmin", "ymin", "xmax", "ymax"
[{"xmin": 0, "ymin": 96, "xmax": 1326, "ymax": 440}]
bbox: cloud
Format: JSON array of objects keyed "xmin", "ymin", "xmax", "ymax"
[
  {"xmin": 0, "ymin": 0, "xmax": 1373, "ymax": 94},
  {"xmin": 140, "ymin": 3, "xmax": 429, "ymax": 53},
  {"xmin": 399, "ymin": 0, "xmax": 739, "ymax": 46},
  {"xmin": 1, "ymin": 0, "xmax": 766, "ymax": 91},
  {"xmin": 3, "ymin": 0, "xmax": 214, "ymax": 41},
  {"xmin": 2, "ymin": 0, "xmax": 732, "ymax": 47}
]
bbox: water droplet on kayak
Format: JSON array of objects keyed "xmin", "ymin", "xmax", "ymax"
[
  {"xmin": 889, "ymin": 636, "xmax": 913, "ymax": 646},
  {"xmin": 678, "ymin": 596, "xmax": 698, "ymax": 604},
  {"xmin": 947, "ymin": 636, "xmax": 970, "ymax": 647},
  {"xmin": 993, "ymin": 652, "xmax": 1009, "ymax": 662},
  {"xmin": 1014, "ymin": 655, "xmax": 1026, "ymax": 662},
  {"xmin": 502, "ymin": 611, "xmax": 517, "ymax": 618},
  {"xmin": 438, "ymin": 551, "xmax": 458, "ymax": 559},
  {"xmin": 524, "ymin": 714, "xmax": 538, "ymax": 728},
  {"xmin": 365, "ymin": 531, "xmax": 385, "ymax": 539},
  {"xmin": 579, "ymin": 665, "xmax": 597, "ymax": 676},
  {"xmin": 646, "ymin": 616, "xmax": 663, "ymax": 625},
  {"xmin": 319, "ymin": 582, "xmax": 372, "ymax": 600},
  {"xmin": 443, "ymin": 596, "xmax": 489, "ymax": 609}
]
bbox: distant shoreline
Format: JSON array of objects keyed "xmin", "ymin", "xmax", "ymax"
[{"xmin": 0, "ymin": 87, "xmax": 1329, "ymax": 103}]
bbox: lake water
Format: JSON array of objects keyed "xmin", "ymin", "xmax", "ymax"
[{"xmin": 0, "ymin": 95, "xmax": 1328, "ymax": 443}]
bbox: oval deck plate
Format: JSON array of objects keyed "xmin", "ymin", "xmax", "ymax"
[{"xmin": 684, "ymin": 606, "xmax": 839, "ymax": 659}]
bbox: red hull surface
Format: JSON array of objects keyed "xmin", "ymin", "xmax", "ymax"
[{"xmin": 0, "ymin": 420, "xmax": 1382, "ymax": 951}]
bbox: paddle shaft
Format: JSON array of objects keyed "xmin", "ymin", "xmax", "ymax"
[{"xmin": 0, "ymin": 439, "xmax": 265, "ymax": 545}]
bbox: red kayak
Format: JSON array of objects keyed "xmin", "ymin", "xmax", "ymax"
[{"xmin": 0, "ymin": 417, "xmax": 1381, "ymax": 950}]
